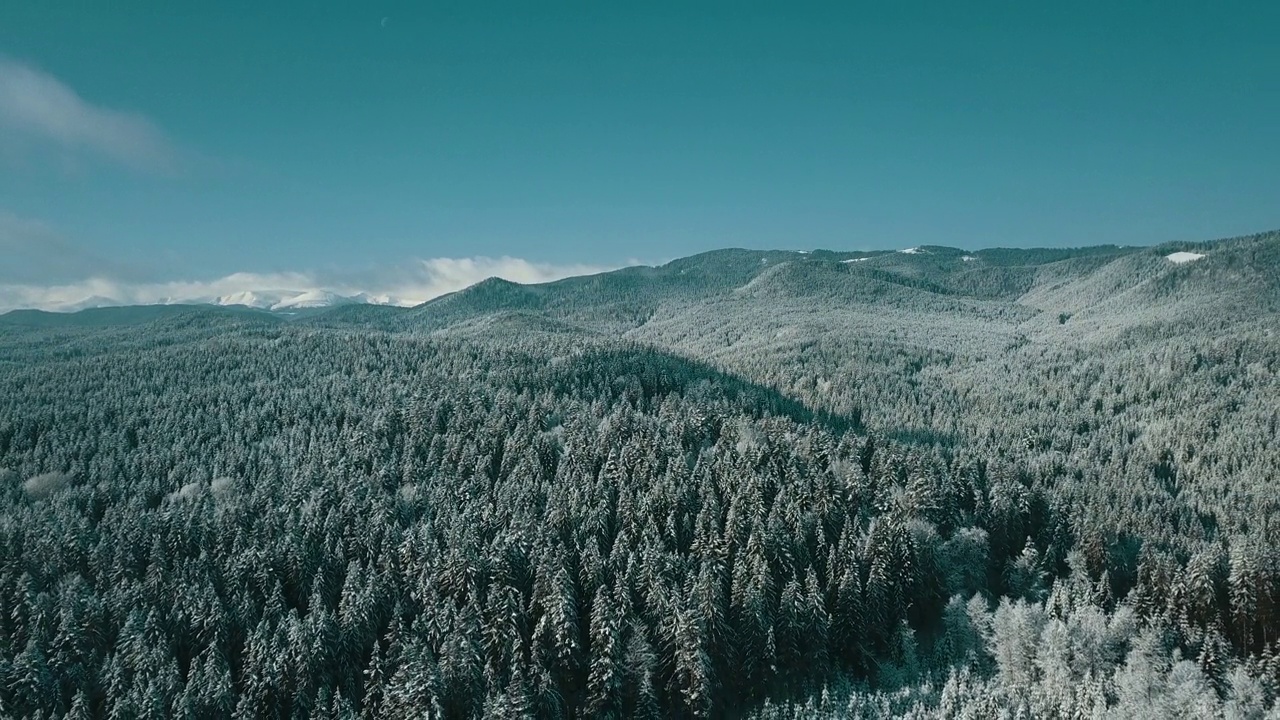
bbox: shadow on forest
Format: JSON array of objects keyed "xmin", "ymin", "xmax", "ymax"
[{"xmin": 537, "ymin": 345, "xmax": 866, "ymax": 437}]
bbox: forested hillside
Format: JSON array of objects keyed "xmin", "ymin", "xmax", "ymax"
[{"xmin": 1, "ymin": 231, "xmax": 1279, "ymax": 718}]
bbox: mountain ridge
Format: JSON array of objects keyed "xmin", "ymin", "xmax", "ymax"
[{"xmin": 2, "ymin": 231, "xmax": 1275, "ymax": 329}]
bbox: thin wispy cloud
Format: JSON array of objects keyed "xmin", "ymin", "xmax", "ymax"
[
  {"xmin": 0, "ymin": 210, "xmax": 146, "ymax": 284},
  {"xmin": 0, "ymin": 211, "xmax": 62, "ymax": 274},
  {"xmin": 0, "ymin": 255, "xmax": 631, "ymax": 313},
  {"xmin": 0, "ymin": 57, "xmax": 176, "ymax": 171}
]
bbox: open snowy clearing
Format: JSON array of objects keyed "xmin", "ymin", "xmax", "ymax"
[{"xmin": 1165, "ymin": 251, "xmax": 1206, "ymax": 264}]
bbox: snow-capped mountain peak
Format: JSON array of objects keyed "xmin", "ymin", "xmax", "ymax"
[{"xmin": 213, "ymin": 289, "xmax": 366, "ymax": 312}]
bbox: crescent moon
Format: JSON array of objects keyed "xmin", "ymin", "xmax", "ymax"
[{"xmin": 381, "ymin": 17, "xmax": 388, "ymax": 27}]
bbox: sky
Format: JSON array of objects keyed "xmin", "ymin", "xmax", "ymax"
[{"xmin": 1, "ymin": 1, "xmax": 1278, "ymax": 309}]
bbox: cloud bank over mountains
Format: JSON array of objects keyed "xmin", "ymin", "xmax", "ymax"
[
  {"xmin": 0, "ymin": 208, "xmax": 632, "ymax": 314},
  {"xmin": 0, "ymin": 255, "xmax": 628, "ymax": 313}
]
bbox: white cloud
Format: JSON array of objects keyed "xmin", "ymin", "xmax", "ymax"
[
  {"xmin": 0, "ymin": 256, "xmax": 630, "ymax": 313},
  {"xmin": 0, "ymin": 57, "xmax": 175, "ymax": 171}
]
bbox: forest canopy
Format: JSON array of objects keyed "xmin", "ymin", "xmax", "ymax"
[{"xmin": 1, "ymin": 231, "xmax": 1278, "ymax": 718}]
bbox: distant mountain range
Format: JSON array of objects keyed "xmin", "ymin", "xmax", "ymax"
[
  {"xmin": 35, "ymin": 288, "xmax": 404, "ymax": 314},
  {"xmin": 2, "ymin": 231, "xmax": 1274, "ymax": 331},
  {"xmin": 211, "ymin": 289, "xmax": 366, "ymax": 312}
]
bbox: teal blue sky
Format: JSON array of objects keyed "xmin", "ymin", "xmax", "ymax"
[{"xmin": 1, "ymin": 1, "xmax": 1278, "ymax": 295}]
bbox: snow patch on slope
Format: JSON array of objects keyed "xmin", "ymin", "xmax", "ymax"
[{"xmin": 1165, "ymin": 251, "xmax": 1205, "ymax": 264}]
